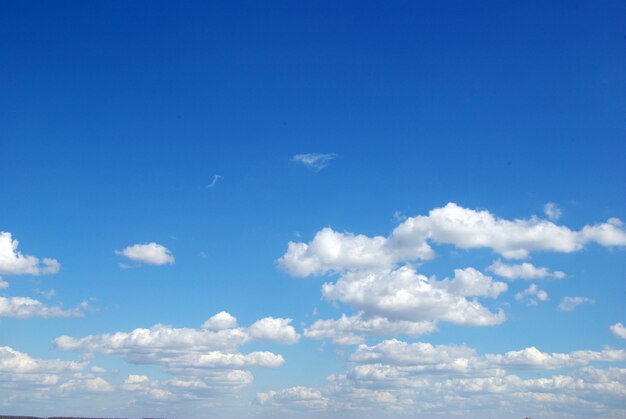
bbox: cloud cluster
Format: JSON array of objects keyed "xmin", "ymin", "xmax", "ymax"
[
  {"xmin": 116, "ymin": 242, "xmax": 175, "ymax": 266},
  {"xmin": 278, "ymin": 203, "xmax": 626, "ymax": 276},
  {"xmin": 0, "ymin": 345, "xmax": 113, "ymax": 406},
  {"xmin": 54, "ymin": 312, "xmax": 298, "ymax": 395},
  {"xmin": 257, "ymin": 339, "xmax": 626, "ymax": 417},
  {"xmin": 0, "ymin": 232, "xmax": 60, "ymax": 275},
  {"xmin": 514, "ymin": 284, "xmax": 548, "ymax": 305}
]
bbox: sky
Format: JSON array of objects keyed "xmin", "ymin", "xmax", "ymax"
[{"xmin": 1, "ymin": 1, "xmax": 625, "ymax": 418}]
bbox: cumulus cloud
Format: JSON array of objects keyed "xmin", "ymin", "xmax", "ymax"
[
  {"xmin": 292, "ymin": 153, "xmax": 337, "ymax": 171},
  {"xmin": 53, "ymin": 312, "xmax": 298, "ymax": 394},
  {"xmin": 514, "ymin": 284, "xmax": 548, "ymax": 305},
  {"xmin": 0, "ymin": 232, "xmax": 60, "ymax": 275},
  {"xmin": 0, "ymin": 345, "xmax": 115, "ymax": 405},
  {"xmin": 487, "ymin": 260, "xmax": 565, "ymax": 280},
  {"xmin": 202, "ymin": 311, "xmax": 238, "ymax": 331},
  {"xmin": 322, "ymin": 266, "xmax": 506, "ymax": 326},
  {"xmin": 0, "ymin": 296, "xmax": 85, "ymax": 319},
  {"xmin": 248, "ymin": 317, "xmax": 300, "ymax": 344},
  {"xmin": 0, "ymin": 277, "xmax": 8, "ymax": 289},
  {"xmin": 610, "ymin": 323, "xmax": 626, "ymax": 339},
  {"xmin": 116, "ymin": 242, "xmax": 174, "ymax": 266},
  {"xmin": 544, "ymin": 202, "xmax": 562, "ymax": 221},
  {"xmin": 0, "ymin": 346, "xmax": 85, "ymax": 374},
  {"xmin": 304, "ymin": 312, "xmax": 437, "ymax": 345},
  {"xmin": 257, "ymin": 340, "xmax": 626, "ymax": 417},
  {"xmin": 278, "ymin": 203, "xmax": 626, "ymax": 277},
  {"xmin": 558, "ymin": 296, "xmax": 595, "ymax": 312}
]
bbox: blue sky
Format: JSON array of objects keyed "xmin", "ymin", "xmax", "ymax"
[{"xmin": 1, "ymin": 1, "xmax": 625, "ymax": 418}]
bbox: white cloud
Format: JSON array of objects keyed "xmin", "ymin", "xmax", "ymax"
[
  {"xmin": 248, "ymin": 317, "xmax": 300, "ymax": 344},
  {"xmin": 53, "ymin": 312, "xmax": 297, "ymax": 394},
  {"xmin": 558, "ymin": 296, "xmax": 595, "ymax": 312},
  {"xmin": 257, "ymin": 340, "xmax": 626, "ymax": 417},
  {"xmin": 116, "ymin": 242, "xmax": 174, "ymax": 266},
  {"xmin": 0, "ymin": 346, "xmax": 85, "ymax": 374},
  {"xmin": 59, "ymin": 376, "xmax": 114, "ymax": 393},
  {"xmin": 514, "ymin": 284, "xmax": 548, "ymax": 305},
  {"xmin": 322, "ymin": 267, "xmax": 506, "ymax": 326},
  {"xmin": 278, "ymin": 203, "xmax": 626, "ymax": 277},
  {"xmin": 256, "ymin": 386, "xmax": 330, "ymax": 409},
  {"xmin": 437, "ymin": 268, "xmax": 508, "ymax": 299},
  {"xmin": 544, "ymin": 202, "xmax": 562, "ymax": 221},
  {"xmin": 202, "ymin": 311, "xmax": 238, "ymax": 331},
  {"xmin": 292, "ymin": 153, "xmax": 337, "ymax": 171},
  {"xmin": 0, "ymin": 277, "xmax": 8, "ymax": 289},
  {"xmin": 487, "ymin": 260, "xmax": 565, "ymax": 280},
  {"xmin": 610, "ymin": 323, "xmax": 626, "ymax": 339},
  {"xmin": 0, "ymin": 296, "xmax": 85, "ymax": 319},
  {"xmin": 0, "ymin": 232, "xmax": 60, "ymax": 275},
  {"xmin": 304, "ymin": 312, "xmax": 437, "ymax": 345}
]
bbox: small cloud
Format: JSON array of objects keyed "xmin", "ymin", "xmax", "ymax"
[
  {"xmin": 0, "ymin": 277, "xmax": 8, "ymax": 289},
  {"xmin": 115, "ymin": 243, "xmax": 175, "ymax": 266},
  {"xmin": 292, "ymin": 153, "xmax": 337, "ymax": 171},
  {"xmin": 207, "ymin": 174, "xmax": 222, "ymax": 188},
  {"xmin": 610, "ymin": 322, "xmax": 626, "ymax": 339},
  {"xmin": 544, "ymin": 202, "xmax": 562, "ymax": 221},
  {"xmin": 515, "ymin": 284, "xmax": 548, "ymax": 306},
  {"xmin": 35, "ymin": 288, "xmax": 56, "ymax": 299},
  {"xmin": 488, "ymin": 260, "xmax": 565, "ymax": 280},
  {"xmin": 558, "ymin": 296, "xmax": 595, "ymax": 312},
  {"xmin": 393, "ymin": 211, "xmax": 407, "ymax": 222}
]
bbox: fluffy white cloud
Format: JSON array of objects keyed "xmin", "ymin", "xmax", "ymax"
[
  {"xmin": 610, "ymin": 323, "xmax": 626, "ymax": 339},
  {"xmin": 437, "ymin": 268, "xmax": 508, "ymax": 298},
  {"xmin": 304, "ymin": 312, "xmax": 437, "ymax": 345},
  {"xmin": 544, "ymin": 202, "xmax": 562, "ymax": 221},
  {"xmin": 0, "ymin": 296, "xmax": 85, "ymax": 319},
  {"xmin": 558, "ymin": 296, "xmax": 595, "ymax": 312},
  {"xmin": 0, "ymin": 232, "xmax": 60, "ymax": 275},
  {"xmin": 292, "ymin": 153, "xmax": 337, "ymax": 171},
  {"xmin": 202, "ymin": 311, "xmax": 238, "ymax": 331},
  {"xmin": 322, "ymin": 266, "xmax": 506, "ymax": 326},
  {"xmin": 53, "ymin": 312, "xmax": 297, "ymax": 394},
  {"xmin": 514, "ymin": 284, "xmax": 548, "ymax": 305},
  {"xmin": 248, "ymin": 317, "xmax": 300, "ymax": 344},
  {"xmin": 0, "ymin": 346, "xmax": 85, "ymax": 374},
  {"xmin": 278, "ymin": 203, "xmax": 626, "ymax": 276},
  {"xmin": 487, "ymin": 260, "xmax": 565, "ymax": 280},
  {"xmin": 0, "ymin": 277, "xmax": 8, "ymax": 289},
  {"xmin": 116, "ymin": 242, "xmax": 174, "ymax": 265}
]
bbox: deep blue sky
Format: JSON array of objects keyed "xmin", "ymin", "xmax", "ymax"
[{"xmin": 1, "ymin": 1, "xmax": 625, "ymax": 418}]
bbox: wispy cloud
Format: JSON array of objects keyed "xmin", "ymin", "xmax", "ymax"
[
  {"xmin": 207, "ymin": 174, "xmax": 222, "ymax": 188},
  {"xmin": 558, "ymin": 296, "xmax": 595, "ymax": 312},
  {"xmin": 292, "ymin": 153, "xmax": 337, "ymax": 171}
]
